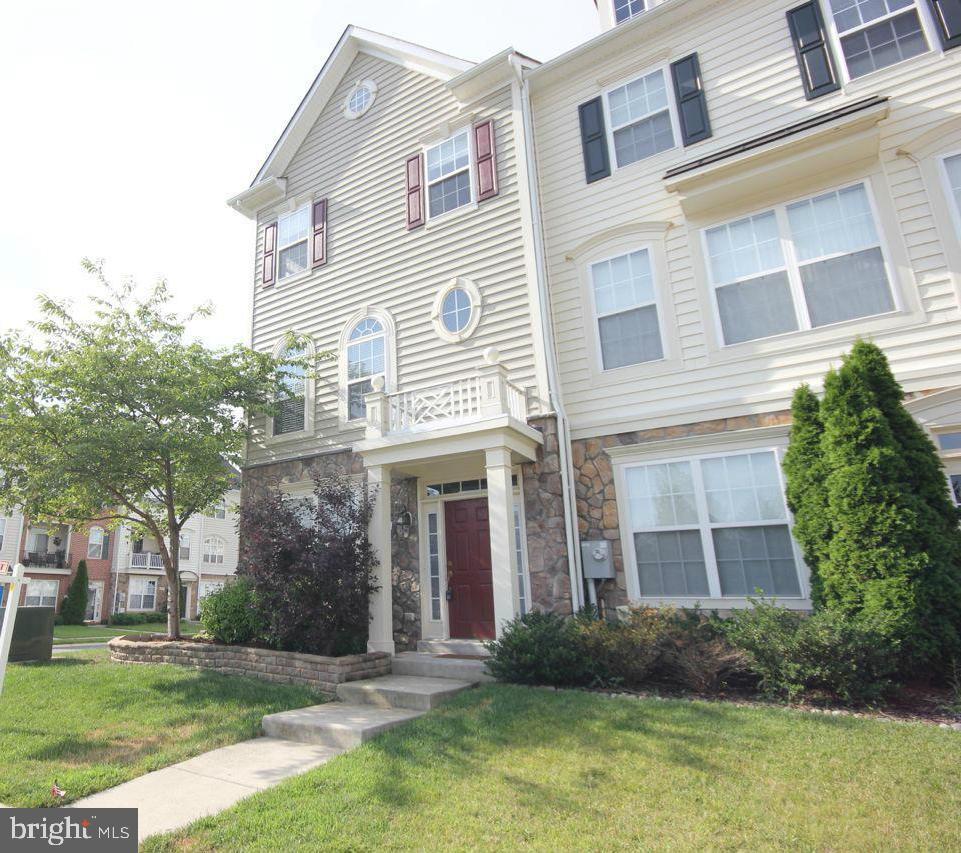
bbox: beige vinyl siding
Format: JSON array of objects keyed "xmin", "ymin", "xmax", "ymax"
[
  {"xmin": 248, "ymin": 52, "xmax": 542, "ymax": 465},
  {"xmin": 532, "ymin": 0, "xmax": 961, "ymax": 439}
]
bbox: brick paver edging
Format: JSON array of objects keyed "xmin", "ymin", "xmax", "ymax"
[{"xmin": 108, "ymin": 636, "xmax": 390, "ymax": 695}]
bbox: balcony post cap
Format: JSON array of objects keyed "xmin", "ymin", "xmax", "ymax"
[
  {"xmin": 370, "ymin": 375, "xmax": 385, "ymax": 393},
  {"xmin": 483, "ymin": 346, "xmax": 501, "ymax": 366}
]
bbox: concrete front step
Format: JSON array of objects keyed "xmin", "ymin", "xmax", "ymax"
[
  {"xmin": 417, "ymin": 638, "xmax": 491, "ymax": 657},
  {"xmin": 262, "ymin": 703, "xmax": 423, "ymax": 749},
  {"xmin": 393, "ymin": 652, "xmax": 495, "ymax": 683},
  {"xmin": 337, "ymin": 674, "xmax": 476, "ymax": 711}
]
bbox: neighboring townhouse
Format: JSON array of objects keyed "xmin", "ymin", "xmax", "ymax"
[
  {"xmin": 528, "ymin": 0, "xmax": 961, "ymax": 613},
  {"xmin": 0, "ymin": 491, "xmax": 239, "ymax": 620},
  {"xmin": 230, "ymin": 27, "xmax": 577, "ymax": 653}
]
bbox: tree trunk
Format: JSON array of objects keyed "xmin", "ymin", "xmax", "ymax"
[{"xmin": 159, "ymin": 527, "xmax": 181, "ymax": 640}]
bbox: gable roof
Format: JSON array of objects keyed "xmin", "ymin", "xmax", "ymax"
[{"xmin": 247, "ymin": 26, "xmax": 474, "ymax": 189}]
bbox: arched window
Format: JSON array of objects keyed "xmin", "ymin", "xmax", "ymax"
[
  {"xmin": 203, "ymin": 536, "xmax": 225, "ymax": 565},
  {"xmin": 270, "ymin": 336, "xmax": 314, "ymax": 438},
  {"xmin": 347, "ymin": 319, "xmax": 385, "ymax": 420},
  {"xmin": 86, "ymin": 526, "xmax": 109, "ymax": 560}
]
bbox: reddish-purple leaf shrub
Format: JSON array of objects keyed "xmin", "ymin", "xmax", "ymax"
[{"xmin": 238, "ymin": 475, "xmax": 379, "ymax": 656}]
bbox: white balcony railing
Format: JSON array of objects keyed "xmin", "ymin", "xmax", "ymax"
[
  {"xmin": 365, "ymin": 348, "xmax": 529, "ymax": 439},
  {"xmin": 130, "ymin": 552, "xmax": 164, "ymax": 569}
]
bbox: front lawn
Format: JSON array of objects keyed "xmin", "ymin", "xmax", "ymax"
[
  {"xmin": 0, "ymin": 650, "xmax": 320, "ymax": 807},
  {"xmin": 145, "ymin": 684, "xmax": 961, "ymax": 852},
  {"xmin": 52, "ymin": 621, "xmax": 201, "ymax": 644}
]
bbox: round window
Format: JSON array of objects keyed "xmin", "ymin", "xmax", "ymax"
[
  {"xmin": 344, "ymin": 80, "xmax": 377, "ymax": 119},
  {"xmin": 441, "ymin": 287, "xmax": 472, "ymax": 333}
]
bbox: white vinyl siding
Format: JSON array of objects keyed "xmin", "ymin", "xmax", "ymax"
[
  {"xmin": 705, "ymin": 182, "xmax": 894, "ymax": 345},
  {"xmin": 827, "ymin": 0, "xmax": 928, "ymax": 79},
  {"xmin": 0, "ymin": 518, "xmax": 5, "ymax": 553},
  {"xmin": 24, "ymin": 580, "xmax": 58, "ymax": 608},
  {"xmin": 624, "ymin": 449, "xmax": 802, "ymax": 600},
  {"xmin": 128, "ymin": 578, "xmax": 157, "ymax": 611}
]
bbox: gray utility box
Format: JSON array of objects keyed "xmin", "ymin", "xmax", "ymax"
[
  {"xmin": 0, "ymin": 606, "xmax": 56, "ymax": 662},
  {"xmin": 580, "ymin": 540, "xmax": 615, "ymax": 579}
]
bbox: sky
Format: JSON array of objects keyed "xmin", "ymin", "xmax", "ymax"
[{"xmin": 0, "ymin": 1, "xmax": 599, "ymax": 348}]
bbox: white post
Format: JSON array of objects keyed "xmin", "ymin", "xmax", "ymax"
[
  {"xmin": 485, "ymin": 447, "xmax": 518, "ymax": 637},
  {"xmin": 364, "ymin": 375, "xmax": 390, "ymax": 439},
  {"xmin": 367, "ymin": 464, "xmax": 395, "ymax": 655},
  {"xmin": 477, "ymin": 347, "xmax": 509, "ymax": 418},
  {"xmin": 0, "ymin": 563, "xmax": 26, "ymax": 697}
]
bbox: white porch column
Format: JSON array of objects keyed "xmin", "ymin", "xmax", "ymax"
[
  {"xmin": 367, "ymin": 464, "xmax": 395, "ymax": 655},
  {"xmin": 485, "ymin": 446, "xmax": 518, "ymax": 637}
]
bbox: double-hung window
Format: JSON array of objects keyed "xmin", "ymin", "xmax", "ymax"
[
  {"xmin": 827, "ymin": 0, "xmax": 928, "ymax": 78},
  {"xmin": 212, "ymin": 501, "xmax": 227, "ymax": 520},
  {"xmin": 624, "ymin": 449, "xmax": 802, "ymax": 600},
  {"xmin": 614, "ymin": 0, "xmax": 646, "ymax": 23},
  {"xmin": 203, "ymin": 536, "xmax": 225, "ymax": 565},
  {"xmin": 273, "ymin": 344, "xmax": 307, "ymax": 436},
  {"xmin": 24, "ymin": 580, "xmax": 58, "ymax": 607},
  {"xmin": 943, "ymin": 153, "xmax": 961, "ymax": 235},
  {"xmin": 346, "ymin": 319, "xmax": 386, "ymax": 420},
  {"xmin": 128, "ymin": 578, "xmax": 157, "ymax": 611},
  {"xmin": 179, "ymin": 532, "xmax": 191, "ymax": 562},
  {"xmin": 426, "ymin": 131, "xmax": 472, "ymax": 219},
  {"xmin": 606, "ymin": 68, "xmax": 676, "ymax": 169},
  {"xmin": 86, "ymin": 526, "xmax": 109, "ymax": 560},
  {"xmin": 705, "ymin": 182, "xmax": 894, "ymax": 345},
  {"xmin": 276, "ymin": 205, "xmax": 310, "ymax": 281},
  {"xmin": 590, "ymin": 249, "xmax": 664, "ymax": 369}
]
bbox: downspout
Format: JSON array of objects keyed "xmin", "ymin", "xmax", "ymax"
[{"xmin": 514, "ymin": 59, "xmax": 585, "ymax": 612}]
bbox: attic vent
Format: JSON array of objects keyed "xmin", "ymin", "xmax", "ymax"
[{"xmin": 344, "ymin": 80, "xmax": 377, "ymax": 119}]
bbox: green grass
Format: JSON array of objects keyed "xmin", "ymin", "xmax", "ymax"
[
  {"xmin": 52, "ymin": 621, "xmax": 201, "ymax": 644},
  {"xmin": 0, "ymin": 650, "xmax": 320, "ymax": 807},
  {"xmin": 144, "ymin": 685, "xmax": 961, "ymax": 852}
]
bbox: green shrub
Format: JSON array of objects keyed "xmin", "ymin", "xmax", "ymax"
[
  {"xmin": 485, "ymin": 611, "xmax": 593, "ymax": 686},
  {"xmin": 60, "ymin": 560, "xmax": 89, "ymax": 625},
  {"xmin": 575, "ymin": 606, "xmax": 669, "ymax": 686},
  {"xmin": 658, "ymin": 609, "xmax": 748, "ymax": 693},
  {"xmin": 200, "ymin": 579, "xmax": 263, "ymax": 646},
  {"xmin": 111, "ymin": 610, "xmax": 168, "ymax": 626},
  {"xmin": 724, "ymin": 599, "xmax": 898, "ymax": 704}
]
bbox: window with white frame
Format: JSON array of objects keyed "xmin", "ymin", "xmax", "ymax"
[
  {"xmin": 86, "ymin": 526, "xmax": 108, "ymax": 560},
  {"xmin": 950, "ymin": 474, "xmax": 961, "ymax": 506},
  {"xmin": 944, "ymin": 154, "xmax": 961, "ymax": 234},
  {"xmin": 590, "ymin": 248, "xmax": 664, "ymax": 369},
  {"xmin": 0, "ymin": 517, "xmax": 5, "ymax": 551},
  {"xmin": 128, "ymin": 577, "xmax": 157, "ymax": 610},
  {"xmin": 606, "ymin": 68, "xmax": 675, "ymax": 169},
  {"xmin": 704, "ymin": 182, "xmax": 894, "ymax": 345},
  {"xmin": 441, "ymin": 288, "xmax": 472, "ymax": 334},
  {"xmin": 513, "ymin": 504, "xmax": 528, "ymax": 615},
  {"xmin": 345, "ymin": 318, "xmax": 386, "ymax": 421},
  {"xmin": 425, "ymin": 131, "xmax": 472, "ymax": 219},
  {"xmin": 614, "ymin": 0, "xmax": 646, "ymax": 24},
  {"xmin": 212, "ymin": 501, "xmax": 227, "ymax": 520},
  {"xmin": 179, "ymin": 532, "xmax": 191, "ymax": 562},
  {"xmin": 827, "ymin": 0, "xmax": 928, "ymax": 79},
  {"xmin": 427, "ymin": 510, "xmax": 441, "ymax": 620},
  {"xmin": 24, "ymin": 579, "xmax": 58, "ymax": 607},
  {"xmin": 276, "ymin": 205, "xmax": 310, "ymax": 281},
  {"xmin": 199, "ymin": 581, "xmax": 224, "ymax": 600},
  {"xmin": 344, "ymin": 80, "xmax": 377, "ymax": 119},
  {"xmin": 273, "ymin": 344, "xmax": 307, "ymax": 435},
  {"xmin": 624, "ymin": 449, "xmax": 802, "ymax": 599},
  {"xmin": 203, "ymin": 536, "xmax": 225, "ymax": 565}
]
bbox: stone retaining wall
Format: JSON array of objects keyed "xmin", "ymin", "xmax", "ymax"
[{"xmin": 108, "ymin": 636, "xmax": 390, "ymax": 695}]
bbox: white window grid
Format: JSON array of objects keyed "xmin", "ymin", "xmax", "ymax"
[
  {"xmin": 179, "ymin": 532, "xmax": 191, "ymax": 562},
  {"xmin": 128, "ymin": 578, "xmax": 157, "ymax": 611},
  {"xmin": 823, "ymin": 0, "xmax": 936, "ymax": 83},
  {"xmin": 276, "ymin": 204, "xmax": 311, "ymax": 282},
  {"xmin": 86, "ymin": 526, "xmax": 107, "ymax": 560},
  {"xmin": 212, "ymin": 501, "xmax": 227, "ymax": 520},
  {"xmin": 24, "ymin": 579, "xmax": 58, "ymax": 607},
  {"xmin": 622, "ymin": 447, "xmax": 806, "ymax": 600},
  {"xmin": 588, "ymin": 247, "xmax": 666, "ymax": 370},
  {"xmin": 441, "ymin": 288, "xmax": 472, "ymax": 333},
  {"xmin": 424, "ymin": 130, "xmax": 475, "ymax": 221},
  {"xmin": 702, "ymin": 179, "xmax": 897, "ymax": 346},
  {"xmin": 346, "ymin": 319, "xmax": 386, "ymax": 422},
  {"xmin": 613, "ymin": 0, "xmax": 646, "ymax": 24},
  {"xmin": 203, "ymin": 536, "xmax": 225, "ymax": 565},
  {"xmin": 602, "ymin": 64, "xmax": 680, "ymax": 172}
]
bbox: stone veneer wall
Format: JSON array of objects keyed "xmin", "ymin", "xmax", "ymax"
[
  {"xmin": 109, "ymin": 636, "xmax": 390, "ymax": 695},
  {"xmin": 521, "ymin": 416, "xmax": 573, "ymax": 614},
  {"xmin": 242, "ymin": 449, "xmax": 421, "ymax": 651},
  {"xmin": 572, "ymin": 410, "xmax": 793, "ymax": 610}
]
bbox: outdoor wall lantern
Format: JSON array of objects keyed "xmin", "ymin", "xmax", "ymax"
[{"xmin": 392, "ymin": 507, "xmax": 413, "ymax": 540}]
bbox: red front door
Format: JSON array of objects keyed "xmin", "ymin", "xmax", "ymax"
[{"xmin": 445, "ymin": 498, "xmax": 495, "ymax": 640}]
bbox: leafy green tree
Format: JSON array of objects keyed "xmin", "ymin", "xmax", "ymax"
[
  {"xmin": 0, "ymin": 261, "xmax": 303, "ymax": 638},
  {"xmin": 60, "ymin": 559, "xmax": 89, "ymax": 625},
  {"xmin": 817, "ymin": 341, "xmax": 961, "ymax": 671},
  {"xmin": 782, "ymin": 384, "xmax": 829, "ymax": 607}
]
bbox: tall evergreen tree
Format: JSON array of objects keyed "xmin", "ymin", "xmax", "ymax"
[
  {"xmin": 61, "ymin": 559, "xmax": 90, "ymax": 625},
  {"xmin": 818, "ymin": 341, "xmax": 961, "ymax": 671},
  {"xmin": 782, "ymin": 384, "xmax": 829, "ymax": 607}
]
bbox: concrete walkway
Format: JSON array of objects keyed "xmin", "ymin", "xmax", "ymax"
[
  {"xmin": 71, "ymin": 737, "xmax": 341, "ymax": 841},
  {"xmin": 53, "ymin": 642, "xmax": 109, "ymax": 653}
]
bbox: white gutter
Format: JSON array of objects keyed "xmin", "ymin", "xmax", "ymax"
[{"xmin": 513, "ymin": 59, "xmax": 584, "ymax": 612}]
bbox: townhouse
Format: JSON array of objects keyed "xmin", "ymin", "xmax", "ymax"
[
  {"xmin": 0, "ymin": 489, "xmax": 240, "ymax": 620},
  {"xmin": 233, "ymin": 1, "xmax": 961, "ymax": 653}
]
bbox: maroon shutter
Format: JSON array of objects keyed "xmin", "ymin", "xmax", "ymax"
[
  {"xmin": 262, "ymin": 222, "xmax": 277, "ymax": 287},
  {"xmin": 474, "ymin": 120, "xmax": 498, "ymax": 201},
  {"xmin": 406, "ymin": 153, "xmax": 425, "ymax": 230},
  {"xmin": 311, "ymin": 198, "xmax": 327, "ymax": 268}
]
